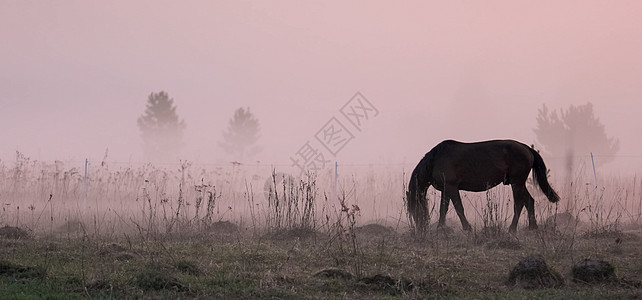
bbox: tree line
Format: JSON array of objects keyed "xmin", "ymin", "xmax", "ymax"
[
  {"xmin": 137, "ymin": 91, "xmax": 260, "ymax": 163},
  {"xmin": 137, "ymin": 91, "xmax": 619, "ymax": 166}
]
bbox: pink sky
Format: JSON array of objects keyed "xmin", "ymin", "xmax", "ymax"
[{"xmin": 1, "ymin": 1, "xmax": 641, "ymax": 173}]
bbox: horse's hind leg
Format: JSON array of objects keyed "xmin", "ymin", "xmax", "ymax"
[
  {"xmin": 438, "ymin": 191, "xmax": 450, "ymax": 227},
  {"xmin": 510, "ymin": 183, "xmax": 537, "ymax": 231},
  {"xmin": 445, "ymin": 187, "xmax": 472, "ymax": 231},
  {"xmin": 524, "ymin": 188, "xmax": 537, "ymax": 230}
]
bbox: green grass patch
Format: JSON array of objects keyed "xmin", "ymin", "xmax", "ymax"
[{"xmin": 0, "ymin": 227, "xmax": 640, "ymax": 299}]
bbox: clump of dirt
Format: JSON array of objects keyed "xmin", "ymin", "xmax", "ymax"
[
  {"xmin": 572, "ymin": 259, "xmax": 616, "ymax": 284},
  {"xmin": 507, "ymin": 255, "xmax": 564, "ymax": 289},
  {"xmin": 0, "ymin": 226, "xmax": 30, "ymax": 239},
  {"xmin": 356, "ymin": 224, "xmax": 395, "ymax": 236},
  {"xmin": 313, "ymin": 268, "xmax": 353, "ymax": 280},
  {"xmin": 544, "ymin": 212, "xmax": 577, "ymax": 230},
  {"xmin": 0, "ymin": 260, "xmax": 46, "ymax": 279}
]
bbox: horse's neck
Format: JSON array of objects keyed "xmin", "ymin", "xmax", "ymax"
[
  {"xmin": 413, "ymin": 156, "xmax": 432, "ymax": 188},
  {"xmin": 420, "ymin": 154, "xmax": 434, "ymax": 183}
]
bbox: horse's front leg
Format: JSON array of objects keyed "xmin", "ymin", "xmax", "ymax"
[{"xmin": 446, "ymin": 186, "xmax": 472, "ymax": 231}]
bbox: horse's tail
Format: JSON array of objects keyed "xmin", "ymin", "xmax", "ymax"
[{"xmin": 529, "ymin": 147, "xmax": 560, "ymax": 203}]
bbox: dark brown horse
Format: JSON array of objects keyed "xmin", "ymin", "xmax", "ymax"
[{"xmin": 407, "ymin": 140, "xmax": 559, "ymax": 232}]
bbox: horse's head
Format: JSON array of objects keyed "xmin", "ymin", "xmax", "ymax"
[
  {"xmin": 406, "ymin": 154, "xmax": 433, "ymax": 231},
  {"xmin": 406, "ymin": 185, "xmax": 426, "ymax": 204},
  {"xmin": 407, "ymin": 175, "xmax": 428, "ymax": 231}
]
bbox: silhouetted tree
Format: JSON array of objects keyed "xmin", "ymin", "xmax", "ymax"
[
  {"xmin": 219, "ymin": 107, "xmax": 261, "ymax": 162},
  {"xmin": 534, "ymin": 102, "xmax": 619, "ymax": 166},
  {"xmin": 137, "ymin": 91, "xmax": 185, "ymax": 162}
]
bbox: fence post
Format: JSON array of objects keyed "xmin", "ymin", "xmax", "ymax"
[{"xmin": 590, "ymin": 152, "xmax": 598, "ymax": 187}]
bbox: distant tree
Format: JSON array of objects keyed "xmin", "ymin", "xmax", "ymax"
[
  {"xmin": 533, "ymin": 102, "xmax": 619, "ymax": 166},
  {"xmin": 219, "ymin": 107, "xmax": 261, "ymax": 162},
  {"xmin": 137, "ymin": 91, "xmax": 185, "ymax": 162}
]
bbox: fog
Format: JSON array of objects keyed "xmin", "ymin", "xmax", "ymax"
[{"xmin": 2, "ymin": 1, "xmax": 642, "ymax": 175}]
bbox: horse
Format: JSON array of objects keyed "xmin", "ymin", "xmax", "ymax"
[{"xmin": 406, "ymin": 139, "xmax": 559, "ymax": 232}]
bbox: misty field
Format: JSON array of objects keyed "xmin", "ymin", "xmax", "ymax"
[{"xmin": 1, "ymin": 156, "xmax": 642, "ymax": 299}]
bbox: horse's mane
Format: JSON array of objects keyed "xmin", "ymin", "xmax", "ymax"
[
  {"xmin": 413, "ymin": 146, "xmax": 439, "ymax": 186},
  {"xmin": 415, "ymin": 140, "xmax": 459, "ymax": 185},
  {"xmin": 421, "ymin": 140, "xmax": 455, "ymax": 173}
]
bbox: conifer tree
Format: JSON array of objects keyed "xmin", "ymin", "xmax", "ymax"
[
  {"xmin": 137, "ymin": 91, "xmax": 185, "ymax": 162},
  {"xmin": 219, "ymin": 107, "xmax": 261, "ymax": 162}
]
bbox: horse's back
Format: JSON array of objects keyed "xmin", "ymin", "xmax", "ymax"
[
  {"xmin": 433, "ymin": 139, "xmax": 530, "ymax": 155},
  {"xmin": 428, "ymin": 139, "xmax": 533, "ymax": 191}
]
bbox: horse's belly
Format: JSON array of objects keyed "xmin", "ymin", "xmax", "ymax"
[
  {"xmin": 458, "ymin": 171, "xmax": 504, "ymax": 191},
  {"xmin": 459, "ymin": 181, "xmax": 502, "ymax": 192}
]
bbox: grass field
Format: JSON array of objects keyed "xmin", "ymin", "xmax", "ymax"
[
  {"xmin": 0, "ymin": 156, "xmax": 641, "ymax": 299},
  {"xmin": 1, "ymin": 222, "xmax": 641, "ymax": 299}
]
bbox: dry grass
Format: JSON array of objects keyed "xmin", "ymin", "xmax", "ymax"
[{"xmin": 0, "ymin": 156, "xmax": 641, "ymax": 298}]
